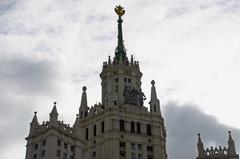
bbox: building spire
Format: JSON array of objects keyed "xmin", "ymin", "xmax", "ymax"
[
  {"xmin": 197, "ymin": 133, "xmax": 205, "ymax": 157},
  {"xmin": 50, "ymin": 102, "xmax": 58, "ymax": 115},
  {"xmin": 149, "ymin": 80, "xmax": 161, "ymax": 115},
  {"xmin": 228, "ymin": 131, "xmax": 236, "ymax": 155},
  {"xmin": 49, "ymin": 102, "xmax": 58, "ymax": 126},
  {"xmin": 29, "ymin": 111, "xmax": 38, "ymax": 136},
  {"xmin": 114, "ymin": 5, "xmax": 126, "ymax": 63},
  {"xmin": 31, "ymin": 111, "xmax": 38, "ymax": 124},
  {"xmin": 151, "ymin": 80, "xmax": 157, "ymax": 99},
  {"xmin": 79, "ymin": 86, "xmax": 88, "ymax": 119},
  {"xmin": 197, "ymin": 133, "xmax": 203, "ymax": 144}
]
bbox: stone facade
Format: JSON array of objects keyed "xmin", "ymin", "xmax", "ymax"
[
  {"xmin": 197, "ymin": 132, "xmax": 239, "ymax": 159},
  {"xmin": 25, "ymin": 6, "xmax": 167, "ymax": 159}
]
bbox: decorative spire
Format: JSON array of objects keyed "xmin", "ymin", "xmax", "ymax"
[
  {"xmin": 228, "ymin": 131, "xmax": 233, "ymax": 142},
  {"xmin": 74, "ymin": 114, "xmax": 80, "ymax": 126},
  {"xmin": 79, "ymin": 86, "xmax": 88, "ymax": 118},
  {"xmin": 31, "ymin": 111, "xmax": 38, "ymax": 125},
  {"xmin": 29, "ymin": 111, "xmax": 38, "ymax": 136},
  {"xmin": 228, "ymin": 131, "xmax": 236, "ymax": 155},
  {"xmin": 151, "ymin": 80, "xmax": 157, "ymax": 99},
  {"xmin": 197, "ymin": 133, "xmax": 205, "ymax": 157},
  {"xmin": 197, "ymin": 133, "xmax": 203, "ymax": 144},
  {"xmin": 149, "ymin": 80, "xmax": 161, "ymax": 115},
  {"xmin": 49, "ymin": 102, "xmax": 58, "ymax": 126},
  {"xmin": 80, "ymin": 86, "xmax": 88, "ymax": 107},
  {"xmin": 50, "ymin": 102, "xmax": 58, "ymax": 115},
  {"xmin": 114, "ymin": 5, "xmax": 126, "ymax": 63}
]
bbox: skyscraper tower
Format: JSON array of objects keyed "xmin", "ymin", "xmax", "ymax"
[{"xmin": 25, "ymin": 6, "xmax": 167, "ymax": 159}]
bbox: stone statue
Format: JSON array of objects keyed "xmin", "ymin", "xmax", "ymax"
[
  {"xmin": 123, "ymin": 86, "xmax": 146, "ymax": 106},
  {"xmin": 123, "ymin": 86, "xmax": 130, "ymax": 103},
  {"xmin": 139, "ymin": 89, "xmax": 146, "ymax": 106}
]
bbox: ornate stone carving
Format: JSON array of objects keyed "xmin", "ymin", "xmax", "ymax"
[{"xmin": 123, "ymin": 86, "xmax": 146, "ymax": 106}]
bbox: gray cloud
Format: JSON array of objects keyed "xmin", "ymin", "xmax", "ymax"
[
  {"xmin": 165, "ymin": 0, "xmax": 240, "ymax": 18},
  {"xmin": 164, "ymin": 102, "xmax": 240, "ymax": 159},
  {"xmin": 0, "ymin": 0, "xmax": 16, "ymax": 15},
  {"xmin": 0, "ymin": 56, "xmax": 59, "ymax": 94},
  {"xmin": 0, "ymin": 56, "xmax": 60, "ymax": 157}
]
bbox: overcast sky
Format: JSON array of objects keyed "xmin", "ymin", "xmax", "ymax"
[{"xmin": 0, "ymin": 0, "xmax": 240, "ymax": 159}]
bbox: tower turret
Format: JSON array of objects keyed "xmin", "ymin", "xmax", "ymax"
[
  {"xmin": 149, "ymin": 80, "xmax": 161, "ymax": 115},
  {"xmin": 29, "ymin": 111, "xmax": 38, "ymax": 136},
  {"xmin": 49, "ymin": 102, "xmax": 58, "ymax": 126},
  {"xmin": 100, "ymin": 5, "xmax": 143, "ymax": 107},
  {"xmin": 197, "ymin": 133, "xmax": 205, "ymax": 157},
  {"xmin": 79, "ymin": 86, "xmax": 88, "ymax": 119},
  {"xmin": 228, "ymin": 131, "xmax": 237, "ymax": 155}
]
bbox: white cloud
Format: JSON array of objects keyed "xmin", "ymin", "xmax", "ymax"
[{"xmin": 1, "ymin": 0, "xmax": 240, "ymax": 158}]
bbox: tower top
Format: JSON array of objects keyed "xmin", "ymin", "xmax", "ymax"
[{"xmin": 114, "ymin": 5, "xmax": 127, "ymax": 63}]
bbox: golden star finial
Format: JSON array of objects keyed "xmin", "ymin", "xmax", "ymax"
[{"xmin": 115, "ymin": 5, "xmax": 125, "ymax": 17}]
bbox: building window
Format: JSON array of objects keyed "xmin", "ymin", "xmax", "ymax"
[
  {"xmin": 80, "ymin": 111, "xmax": 83, "ymax": 118},
  {"xmin": 124, "ymin": 78, "xmax": 127, "ymax": 83},
  {"xmin": 42, "ymin": 140, "xmax": 46, "ymax": 146},
  {"xmin": 93, "ymin": 125, "xmax": 97, "ymax": 136},
  {"xmin": 57, "ymin": 140, "xmax": 61, "ymax": 146},
  {"xmin": 34, "ymin": 144, "xmax": 38, "ymax": 150},
  {"xmin": 115, "ymin": 78, "xmax": 119, "ymax": 83},
  {"xmin": 147, "ymin": 124, "xmax": 152, "ymax": 136},
  {"xmin": 138, "ymin": 144, "xmax": 142, "ymax": 151},
  {"xmin": 84, "ymin": 111, "xmax": 88, "ymax": 117},
  {"xmin": 56, "ymin": 150, "xmax": 60, "ymax": 157},
  {"xmin": 147, "ymin": 146, "xmax": 153, "ymax": 159},
  {"xmin": 128, "ymin": 79, "xmax": 131, "ymax": 83},
  {"xmin": 101, "ymin": 121, "xmax": 105, "ymax": 133},
  {"xmin": 131, "ymin": 143, "xmax": 135, "ymax": 150},
  {"xmin": 120, "ymin": 151, "xmax": 125, "ymax": 157},
  {"xmin": 63, "ymin": 153, "xmax": 67, "ymax": 159},
  {"xmin": 147, "ymin": 146, "xmax": 153, "ymax": 152},
  {"xmin": 86, "ymin": 128, "xmax": 89, "ymax": 140},
  {"xmin": 115, "ymin": 85, "xmax": 119, "ymax": 93},
  {"xmin": 131, "ymin": 121, "xmax": 135, "ymax": 133},
  {"xmin": 137, "ymin": 122, "xmax": 141, "ymax": 134},
  {"xmin": 92, "ymin": 151, "xmax": 96, "ymax": 158},
  {"xmin": 131, "ymin": 152, "xmax": 136, "ymax": 159},
  {"xmin": 34, "ymin": 154, "xmax": 37, "ymax": 159},
  {"xmin": 64, "ymin": 143, "xmax": 68, "ymax": 149},
  {"xmin": 106, "ymin": 99, "xmax": 108, "ymax": 107},
  {"xmin": 114, "ymin": 100, "xmax": 117, "ymax": 106},
  {"xmin": 119, "ymin": 142, "xmax": 126, "ymax": 147},
  {"xmin": 138, "ymin": 154, "xmax": 142, "ymax": 159},
  {"xmin": 41, "ymin": 150, "xmax": 45, "ymax": 157},
  {"xmin": 154, "ymin": 105, "xmax": 156, "ymax": 112},
  {"xmin": 120, "ymin": 120, "xmax": 125, "ymax": 131},
  {"xmin": 70, "ymin": 155, "xmax": 74, "ymax": 159},
  {"xmin": 70, "ymin": 146, "xmax": 74, "ymax": 152}
]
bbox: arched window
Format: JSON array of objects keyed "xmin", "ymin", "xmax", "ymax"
[
  {"xmin": 137, "ymin": 122, "xmax": 141, "ymax": 134},
  {"xmin": 80, "ymin": 111, "xmax": 83, "ymax": 118},
  {"xmin": 101, "ymin": 121, "xmax": 104, "ymax": 133},
  {"xmin": 85, "ymin": 128, "xmax": 89, "ymax": 140},
  {"xmin": 154, "ymin": 105, "xmax": 156, "ymax": 112},
  {"xmin": 93, "ymin": 125, "xmax": 96, "ymax": 136},
  {"xmin": 131, "ymin": 121, "xmax": 135, "ymax": 133},
  {"xmin": 147, "ymin": 124, "xmax": 152, "ymax": 135},
  {"xmin": 120, "ymin": 119, "xmax": 125, "ymax": 131}
]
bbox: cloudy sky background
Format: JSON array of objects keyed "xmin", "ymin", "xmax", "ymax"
[{"xmin": 1, "ymin": 0, "xmax": 240, "ymax": 158}]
